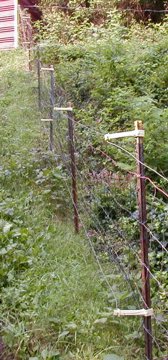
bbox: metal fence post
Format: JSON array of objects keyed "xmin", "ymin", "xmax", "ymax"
[
  {"xmin": 104, "ymin": 123, "xmax": 153, "ymax": 359},
  {"xmin": 28, "ymin": 41, "xmax": 32, "ymax": 71},
  {"xmin": 49, "ymin": 66, "xmax": 55, "ymax": 151},
  {"xmin": 37, "ymin": 47, "xmax": 41, "ymax": 111},
  {"xmin": 135, "ymin": 120, "xmax": 153, "ymax": 360},
  {"xmin": 67, "ymin": 106, "xmax": 79, "ymax": 233}
]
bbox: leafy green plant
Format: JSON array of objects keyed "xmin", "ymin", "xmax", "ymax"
[{"xmin": 0, "ymin": 50, "xmax": 145, "ymax": 360}]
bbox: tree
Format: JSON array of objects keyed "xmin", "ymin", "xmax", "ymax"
[{"xmin": 117, "ymin": 0, "xmax": 167, "ymax": 22}]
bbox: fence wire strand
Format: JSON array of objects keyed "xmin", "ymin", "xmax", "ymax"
[{"xmin": 36, "ymin": 56, "xmax": 168, "ymax": 359}]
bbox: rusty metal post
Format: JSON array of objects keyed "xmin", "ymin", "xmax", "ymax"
[
  {"xmin": 135, "ymin": 120, "xmax": 153, "ymax": 360},
  {"xmin": 37, "ymin": 47, "xmax": 41, "ymax": 111},
  {"xmin": 28, "ymin": 42, "xmax": 32, "ymax": 71},
  {"xmin": 67, "ymin": 107, "xmax": 79, "ymax": 233},
  {"xmin": 49, "ymin": 66, "xmax": 55, "ymax": 151},
  {"xmin": 26, "ymin": 14, "xmax": 32, "ymax": 71}
]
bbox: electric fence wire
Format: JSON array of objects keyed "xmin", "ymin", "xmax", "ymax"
[
  {"xmin": 58, "ymin": 103, "xmax": 168, "ymax": 322},
  {"xmin": 53, "ymin": 112, "xmax": 167, "ymax": 357},
  {"xmin": 76, "ymin": 136, "xmax": 168, "ymax": 341},
  {"xmin": 54, "ymin": 112, "xmax": 140, "ymax": 308},
  {"xmin": 82, "ymin": 157, "xmax": 168, "ymax": 255},
  {"xmin": 73, "ymin": 121, "xmax": 168, "ymax": 185},
  {"xmin": 52, "ymin": 159, "xmax": 148, "ymax": 356},
  {"xmin": 42, "ymin": 71, "xmax": 168, "ymax": 292},
  {"xmin": 71, "ymin": 154, "xmax": 167, "ymax": 355},
  {"xmin": 21, "ymin": 4, "xmax": 168, "ymax": 13},
  {"xmin": 88, "ymin": 145, "xmax": 168, "ymax": 203},
  {"xmin": 37, "ymin": 62, "xmax": 168, "ymax": 358},
  {"xmin": 55, "ymin": 111, "xmax": 166, "ymax": 304},
  {"xmin": 75, "ymin": 138, "xmax": 168, "ymax": 344},
  {"xmin": 48, "ymin": 69, "xmax": 168, "ymax": 293},
  {"xmin": 72, "ymin": 122, "xmax": 168, "ymax": 254},
  {"xmin": 106, "ymin": 140, "xmax": 168, "ymax": 184},
  {"xmin": 75, "ymin": 166, "xmax": 165, "ymax": 293},
  {"xmin": 53, "ymin": 117, "xmax": 152, "ymax": 358}
]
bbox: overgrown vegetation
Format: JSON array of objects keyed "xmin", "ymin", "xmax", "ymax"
[
  {"xmin": 0, "ymin": 51, "xmax": 146, "ymax": 360},
  {"xmin": 36, "ymin": 3, "xmax": 168, "ymax": 358},
  {"xmin": 1, "ymin": 1, "xmax": 168, "ymax": 359}
]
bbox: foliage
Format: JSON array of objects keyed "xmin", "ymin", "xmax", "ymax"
[
  {"xmin": 0, "ymin": 50, "xmax": 146, "ymax": 360},
  {"xmin": 36, "ymin": 15, "xmax": 168, "ymax": 358},
  {"xmin": 40, "ymin": 17, "xmax": 168, "ymax": 175},
  {"xmin": 38, "ymin": 0, "xmax": 168, "ymax": 28},
  {"xmin": 1, "ymin": 3, "xmax": 168, "ymax": 358}
]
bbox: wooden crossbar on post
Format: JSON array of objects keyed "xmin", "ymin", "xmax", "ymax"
[
  {"xmin": 105, "ymin": 130, "xmax": 144, "ymax": 140},
  {"xmin": 54, "ymin": 107, "xmax": 73, "ymax": 111},
  {"xmin": 114, "ymin": 308, "xmax": 154, "ymax": 317},
  {"xmin": 40, "ymin": 67, "xmax": 54, "ymax": 71}
]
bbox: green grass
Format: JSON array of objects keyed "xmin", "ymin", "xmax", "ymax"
[{"xmin": 0, "ymin": 50, "xmax": 146, "ymax": 360}]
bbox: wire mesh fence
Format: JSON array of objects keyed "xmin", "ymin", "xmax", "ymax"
[{"xmin": 33, "ymin": 47, "xmax": 168, "ymax": 360}]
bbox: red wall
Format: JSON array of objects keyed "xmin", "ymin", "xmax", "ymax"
[{"xmin": 0, "ymin": 0, "xmax": 18, "ymax": 50}]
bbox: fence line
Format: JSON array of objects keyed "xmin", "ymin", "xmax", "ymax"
[
  {"xmin": 34, "ymin": 51, "xmax": 168, "ymax": 360},
  {"xmin": 19, "ymin": 4, "xmax": 168, "ymax": 13}
]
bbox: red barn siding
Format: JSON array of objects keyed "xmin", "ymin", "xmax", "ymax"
[{"xmin": 0, "ymin": 0, "xmax": 18, "ymax": 50}]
